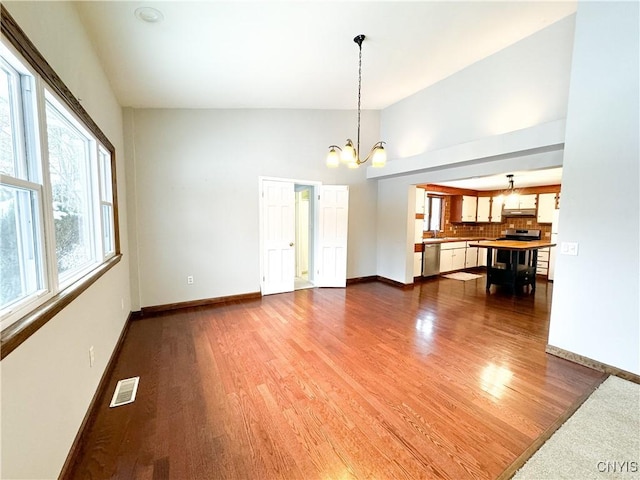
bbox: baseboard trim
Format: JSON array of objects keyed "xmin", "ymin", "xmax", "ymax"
[
  {"xmin": 141, "ymin": 291, "xmax": 262, "ymax": 316},
  {"xmin": 496, "ymin": 372, "xmax": 607, "ymax": 480},
  {"xmin": 375, "ymin": 276, "xmax": 414, "ymax": 290},
  {"xmin": 545, "ymin": 345, "xmax": 640, "ymax": 384},
  {"xmin": 59, "ymin": 311, "xmax": 133, "ymax": 479},
  {"xmin": 346, "ymin": 275, "xmax": 378, "ymax": 285}
]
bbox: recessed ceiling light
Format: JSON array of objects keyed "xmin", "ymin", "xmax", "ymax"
[{"xmin": 135, "ymin": 7, "xmax": 164, "ymax": 24}]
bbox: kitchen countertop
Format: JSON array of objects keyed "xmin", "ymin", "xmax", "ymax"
[{"xmin": 469, "ymin": 240, "xmax": 556, "ymax": 250}]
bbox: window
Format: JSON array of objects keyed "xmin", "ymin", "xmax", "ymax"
[
  {"xmin": 0, "ymin": 56, "xmax": 46, "ymax": 322},
  {"xmin": 99, "ymin": 147, "xmax": 114, "ymax": 257},
  {"xmin": 1, "ymin": 7, "xmax": 120, "ymax": 358},
  {"xmin": 425, "ymin": 195, "xmax": 443, "ymax": 232}
]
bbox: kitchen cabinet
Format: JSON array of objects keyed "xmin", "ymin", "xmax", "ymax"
[
  {"xmin": 477, "ymin": 248, "xmax": 488, "ymax": 266},
  {"xmin": 503, "ymin": 193, "xmax": 536, "ymax": 210},
  {"xmin": 450, "ymin": 195, "xmax": 477, "ymax": 223},
  {"xmin": 537, "ymin": 193, "xmax": 557, "ymax": 223},
  {"xmin": 414, "ymin": 252, "xmax": 422, "ymax": 277},
  {"xmin": 491, "ymin": 196, "xmax": 503, "ymax": 223},
  {"xmin": 415, "ymin": 187, "xmax": 426, "ymax": 215},
  {"xmin": 536, "ymin": 247, "xmax": 550, "ymax": 276},
  {"xmin": 476, "ymin": 197, "xmax": 491, "ymax": 222},
  {"xmin": 414, "ymin": 219, "xmax": 424, "ymax": 243},
  {"xmin": 520, "ymin": 194, "xmax": 537, "ymax": 209},
  {"xmin": 465, "ymin": 244, "xmax": 478, "ymax": 268},
  {"xmin": 439, "ymin": 241, "xmax": 467, "ymax": 272}
]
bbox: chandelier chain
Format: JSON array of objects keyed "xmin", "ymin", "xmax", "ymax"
[{"xmin": 357, "ymin": 38, "xmax": 362, "ymax": 160}]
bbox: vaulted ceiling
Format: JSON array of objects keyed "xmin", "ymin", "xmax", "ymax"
[{"xmin": 75, "ymin": 1, "xmax": 577, "ymax": 110}]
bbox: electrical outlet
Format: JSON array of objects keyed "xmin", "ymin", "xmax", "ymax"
[
  {"xmin": 526, "ymin": 220, "xmax": 532, "ymax": 225},
  {"xmin": 187, "ymin": 275, "xmax": 194, "ymax": 285},
  {"xmin": 89, "ymin": 346, "xmax": 95, "ymax": 367}
]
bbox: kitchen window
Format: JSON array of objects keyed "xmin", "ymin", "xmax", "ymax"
[
  {"xmin": 1, "ymin": 8, "xmax": 120, "ymax": 358},
  {"xmin": 425, "ymin": 195, "xmax": 443, "ymax": 232}
]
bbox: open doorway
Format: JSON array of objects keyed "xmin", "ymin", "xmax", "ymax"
[
  {"xmin": 294, "ymin": 184, "xmax": 315, "ymax": 290},
  {"xmin": 260, "ymin": 178, "xmax": 350, "ymax": 295}
]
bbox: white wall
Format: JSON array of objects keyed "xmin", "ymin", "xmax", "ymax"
[
  {"xmin": 127, "ymin": 108, "xmax": 379, "ymax": 308},
  {"xmin": 376, "ymin": 17, "xmax": 575, "ymax": 283},
  {"xmin": 548, "ymin": 1, "xmax": 639, "ymax": 375},
  {"xmin": 1, "ymin": 2, "xmax": 131, "ymax": 479},
  {"xmin": 382, "ymin": 15, "xmax": 575, "ymax": 160}
]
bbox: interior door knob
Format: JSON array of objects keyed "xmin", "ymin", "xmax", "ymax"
[{"xmin": 289, "ymin": 242, "xmax": 294, "ymax": 247}]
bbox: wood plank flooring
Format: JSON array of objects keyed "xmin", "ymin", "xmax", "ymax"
[{"xmin": 66, "ymin": 277, "xmax": 605, "ymax": 479}]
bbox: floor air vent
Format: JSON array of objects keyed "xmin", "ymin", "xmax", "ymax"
[{"xmin": 109, "ymin": 377, "xmax": 140, "ymax": 407}]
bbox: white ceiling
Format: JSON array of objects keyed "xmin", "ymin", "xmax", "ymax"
[
  {"xmin": 433, "ymin": 167, "xmax": 563, "ymax": 191},
  {"xmin": 75, "ymin": 1, "xmax": 577, "ymax": 109}
]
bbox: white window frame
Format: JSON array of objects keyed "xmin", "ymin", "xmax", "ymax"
[
  {"xmin": 424, "ymin": 195, "xmax": 444, "ymax": 232},
  {"xmin": 0, "ymin": 43, "xmax": 51, "ymax": 327},
  {"xmin": 44, "ymin": 88, "xmax": 105, "ymax": 289}
]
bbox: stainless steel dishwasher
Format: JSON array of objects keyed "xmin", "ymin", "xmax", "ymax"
[{"xmin": 422, "ymin": 243, "xmax": 441, "ymax": 277}]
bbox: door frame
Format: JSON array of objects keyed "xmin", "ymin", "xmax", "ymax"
[{"xmin": 259, "ymin": 176, "xmax": 322, "ymax": 295}]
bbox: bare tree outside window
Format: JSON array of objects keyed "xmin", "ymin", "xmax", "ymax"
[{"xmin": 45, "ymin": 101, "xmax": 93, "ymax": 278}]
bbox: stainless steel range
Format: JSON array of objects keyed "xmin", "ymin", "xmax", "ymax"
[{"xmin": 494, "ymin": 229, "xmax": 541, "ymax": 269}]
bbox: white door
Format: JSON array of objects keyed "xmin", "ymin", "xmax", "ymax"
[
  {"xmin": 316, "ymin": 185, "xmax": 349, "ymax": 287},
  {"xmin": 261, "ymin": 180, "xmax": 295, "ymax": 295}
]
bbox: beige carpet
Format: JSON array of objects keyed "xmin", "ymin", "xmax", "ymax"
[
  {"xmin": 513, "ymin": 376, "xmax": 640, "ymax": 479},
  {"xmin": 441, "ymin": 272, "xmax": 483, "ymax": 281}
]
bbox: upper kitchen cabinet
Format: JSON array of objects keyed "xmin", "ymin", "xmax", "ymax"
[
  {"xmin": 491, "ymin": 195, "xmax": 503, "ymax": 223},
  {"xmin": 503, "ymin": 193, "xmax": 537, "ymax": 210},
  {"xmin": 415, "ymin": 187, "xmax": 426, "ymax": 216},
  {"xmin": 476, "ymin": 196, "xmax": 491, "ymax": 222},
  {"xmin": 450, "ymin": 195, "xmax": 477, "ymax": 223},
  {"xmin": 537, "ymin": 192, "xmax": 558, "ymax": 223}
]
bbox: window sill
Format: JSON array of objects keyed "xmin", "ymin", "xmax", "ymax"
[{"xmin": 1, "ymin": 254, "xmax": 122, "ymax": 360}]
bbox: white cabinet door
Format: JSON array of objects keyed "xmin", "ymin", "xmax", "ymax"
[
  {"xmin": 476, "ymin": 197, "xmax": 490, "ymax": 222},
  {"xmin": 316, "ymin": 185, "xmax": 349, "ymax": 288},
  {"xmin": 491, "ymin": 196, "xmax": 503, "ymax": 223},
  {"xmin": 440, "ymin": 250, "xmax": 453, "ymax": 273},
  {"xmin": 519, "ymin": 194, "xmax": 537, "ymax": 209},
  {"xmin": 415, "ymin": 219, "xmax": 424, "ymax": 243},
  {"xmin": 415, "ymin": 187, "xmax": 425, "ymax": 215},
  {"xmin": 261, "ymin": 180, "xmax": 295, "ymax": 295},
  {"xmin": 537, "ymin": 193, "xmax": 556, "ymax": 223},
  {"xmin": 414, "ymin": 252, "xmax": 422, "ymax": 277},
  {"xmin": 477, "ymin": 248, "xmax": 488, "ymax": 266},
  {"xmin": 503, "ymin": 194, "xmax": 520, "ymax": 210},
  {"xmin": 465, "ymin": 246, "xmax": 478, "ymax": 268},
  {"xmin": 451, "ymin": 248, "xmax": 466, "ymax": 270},
  {"xmin": 461, "ymin": 195, "xmax": 477, "ymax": 222}
]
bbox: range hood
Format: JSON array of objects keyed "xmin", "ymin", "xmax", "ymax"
[{"xmin": 502, "ymin": 207, "xmax": 536, "ymax": 217}]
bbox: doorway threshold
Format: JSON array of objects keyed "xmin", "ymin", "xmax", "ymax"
[{"xmin": 294, "ymin": 277, "xmax": 315, "ymax": 290}]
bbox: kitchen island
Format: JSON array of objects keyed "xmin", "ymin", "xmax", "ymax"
[{"xmin": 469, "ymin": 240, "xmax": 556, "ymax": 293}]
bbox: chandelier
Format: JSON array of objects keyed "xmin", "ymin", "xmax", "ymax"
[{"xmin": 326, "ymin": 34, "xmax": 387, "ymax": 169}]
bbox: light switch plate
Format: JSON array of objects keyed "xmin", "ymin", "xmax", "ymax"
[{"xmin": 560, "ymin": 242, "xmax": 579, "ymax": 256}]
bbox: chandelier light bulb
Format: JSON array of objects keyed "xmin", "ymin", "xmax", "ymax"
[
  {"xmin": 326, "ymin": 147, "xmax": 340, "ymax": 168},
  {"xmin": 371, "ymin": 145, "xmax": 387, "ymax": 168},
  {"xmin": 341, "ymin": 140, "xmax": 356, "ymax": 163}
]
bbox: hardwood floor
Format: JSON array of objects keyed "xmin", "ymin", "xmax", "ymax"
[{"xmin": 66, "ymin": 277, "xmax": 604, "ymax": 479}]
